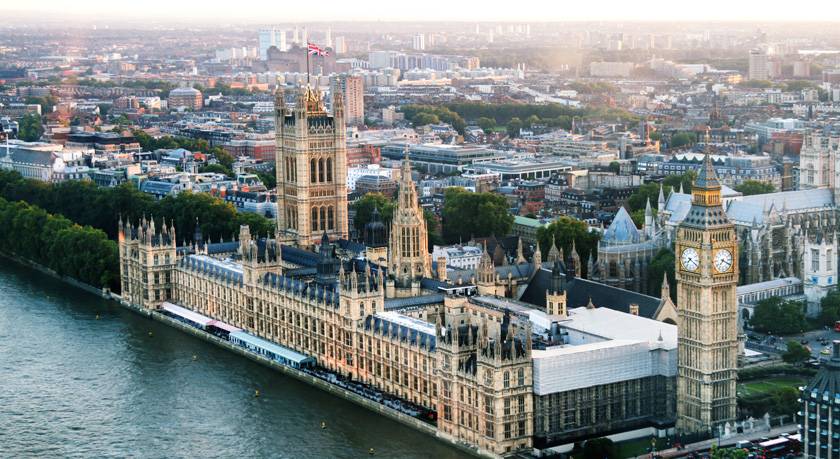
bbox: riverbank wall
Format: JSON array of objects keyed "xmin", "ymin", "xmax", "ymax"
[{"xmin": 0, "ymin": 251, "xmax": 493, "ymax": 459}]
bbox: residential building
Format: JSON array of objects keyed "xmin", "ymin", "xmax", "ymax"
[
  {"xmin": 169, "ymin": 87, "xmax": 203, "ymax": 110},
  {"xmin": 330, "ymin": 75, "xmax": 364, "ymax": 125}
]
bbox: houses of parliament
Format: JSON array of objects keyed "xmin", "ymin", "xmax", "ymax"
[{"xmin": 118, "ymin": 84, "xmax": 739, "ymax": 456}]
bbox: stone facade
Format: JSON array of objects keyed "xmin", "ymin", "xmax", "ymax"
[
  {"xmin": 675, "ymin": 145, "xmax": 739, "ymax": 434},
  {"xmin": 274, "ymin": 84, "xmax": 348, "ymax": 249}
]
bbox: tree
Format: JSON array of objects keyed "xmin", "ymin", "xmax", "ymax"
[
  {"xmin": 670, "ymin": 132, "xmax": 698, "ymax": 148},
  {"xmin": 524, "ymin": 114, "xmax": 540, "ymax": 128},
  {"xmin": 198, "ymin": 164, "xmax": 234, "ymax": 177},
  {"xmin": 476, "ymin": 117, "xmax": 496, "ymax": 135},
  {"xmin": 351, "ymin": 193, "xmax": 395, "ymax": 233},
  {"xmin": 582, "ymin": 437, "xmax": 616, "ymax": 459},
  {"xmin": 772, "ymin": 386, "xmax": 800, "ymax": 417},
  {"xmin": 649, "ymin": 132, "xmax": 663, "ymax": 141},
  {"xmin": 818, "ymin": 290, "xmax": 840, "ymax": 327},
  {"xmin": 710, "ymin": 445, "xmax": 750, "ymax": 459},
  {"xmin": 648, "ymin": 247, "xmax": 677, "ymax": 303},
  {"xmin": 523, "ymin": 212, "xmax": 537, "ymax": 219},
  {"xmin": 98, "ymin": 103, "xmax": 110, "ymax": 117},
  {"xmin": 607, "ymin": 161, "xmax": 621, "ymax": 174},
  {"xmin": 506, "ymin": 117, "xmax": 523, "ymax": 138},
  {"xmin": 442, "ymin": 188, "xmax": 514, "ymax": 244},
  {"xmin": 16, "ymin": 114, "xmax": 43, "ymax": 142},
  {"xmin": 536, "ymin": 217, "xmax": 600, "ymax": 278},
  {"xmin": 412, "ymin": 112, "xmax": 440, "ymax": 127},
  {"xmin": 734, "ymin": 179, "xmax": 775, "ymax": 196},
  {"xmin": 662, "ymin": 169, "xmax": 698, "ymax": 194},
  {"xmin": 630, "ymin": 208, "xmax": 656, "ymax": 228},
  {"xmin": 782, "ymin": 340, "xmax": 812, "ymax": 364},
  {"xmin": 750, "ymin": 296, "xmax": 808, "ymax": 335},
  {"xmin": 25, "ymin": 95, "xmax": 59, "ymax": 114},
  {"xmin": 627, "ymin": 182, "xmax": 671, "ymax": 213}
]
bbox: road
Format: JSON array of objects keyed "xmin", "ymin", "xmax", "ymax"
[
  {"xmin": 749, "ymin": 326, "xmax": 840, "ymax": 360},
  {"xmin": 635, "ymin": 423, "xmax": 799, "ymax": 459}
]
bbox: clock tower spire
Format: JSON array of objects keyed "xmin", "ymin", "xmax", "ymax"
[{"xmin": 675, "ymin": 131, "xmax": 738, "ymax": 434}]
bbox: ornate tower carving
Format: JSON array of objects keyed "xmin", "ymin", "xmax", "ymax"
[
  {"xmin": 274, "ymin": 82, "xmax": 348, "ymax": 248},
  {"xmin": 675, "ymin": 135, "xmax": 739, "ymax": 434},
  {"xmin": 388, "ymin": 152, "xmax": 430, "ymax": 291}
]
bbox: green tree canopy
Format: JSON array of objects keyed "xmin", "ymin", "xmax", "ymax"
[
  {"xmin": 198, "ymin": 164, "xmax": 234, "ymax": 177},
  {"xmin": 630, "ymin": 208, "xmax": 656, "ymax": 229},
  {"xmin": 412, "ymin": 112, "xmax": 441, "ymax": 127},
  {"xmin": 25, "ymin": 94, "xmax": 59, "ymax": 114},
  {"xmin": 536, "ymin": 217, "xmax": 600, "ymax": 278},
  {"xmin": 782, "ymin": 340, "xmax": 812, "ymax": 364},
  {"xmin": 734, "ymin": 179, "xmax": 775, "ymax": 196},
  {"xmin": 739, "ymin": 79, "xmax": 773, "ymax": 89},
  {"xmin": 351, "ymin": 193, "xmax": 395, "ymax": 233},
  {"xmin": 506, "ymin": 117, "xmax": 523, "ymax": 138},
  {"xmin": 750, "ymin": 296, "xmax": 808, "ymax": 335},
  {"xmin": 607, "ymin": 161, "xmax": 621, "ymax": 174},
  {"xmin": 582, "ymin": 437, "xmax": 616, "ymax": 459},
  {"xmin": 662, "ymin": 169, "xmax": 697, "ymax": 194},
  {"xmin": 442, "ymin": 188, "xmax": 514, "ymax": 244},
  {"xmin": 648, "ymin": 247, "xmax": 677, "ymax": 303},
  {"xmin": 16, "ymin": 114, "xmax": 43, "ymax": 142},
  {"xmin": 649, "ymin": 131, "xmax": 663, "ymax": 141},
  {"xmin": 818, "ymin": 290, "xmax": 840, "ymax": 327},
  {"xmin": 670, "ymin": 132, "xmax": 698, "ymax": 148},
  {"xmin": 627, "ymin": 183, "xmax": 671, "ymax": 213},
  {"xmin": 710, "ymin": 445, "xmax": 750, "ymax": 459},
  {"xmin": 476, "ymin": 117, "xmax": 496, "ymax": 135}
]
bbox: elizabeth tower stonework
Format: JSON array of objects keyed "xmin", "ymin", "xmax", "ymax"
[{"xmin": 675, "ymin": 140, "xmax": 739, "ymax": 434}]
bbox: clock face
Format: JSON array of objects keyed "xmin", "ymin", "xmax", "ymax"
[
  {"xmin": 714, "ymin": 249, "xmax": 733, "ymax": 273},
  {"xmin": 681, "ymin": 247, "xmax": 699, "ymax": 272}
]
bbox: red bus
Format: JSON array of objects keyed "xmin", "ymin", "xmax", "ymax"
[
  {"xmin": 834, "ymin": 320, "xmax": 840, "ymax": 332},
  {"xmin": 757, "ymin": 435, "xmax": 801, "ymax": 459}
]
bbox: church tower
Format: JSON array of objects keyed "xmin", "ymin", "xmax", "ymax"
[
  {"xmin": 387, "ymin": 151, "xmax": 431, "ymax": 294},
  {"xmin": 274, "ymin": 81, "xmax": 348, "ymax": 248},
  {"xmin": 675, "ymin": 134, "xmax": 739, "ymax": 434}
]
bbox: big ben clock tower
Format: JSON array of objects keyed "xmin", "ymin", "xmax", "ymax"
[{"xmin": 675, "ymin": 137, "xmax": 738, "ymax": 434}]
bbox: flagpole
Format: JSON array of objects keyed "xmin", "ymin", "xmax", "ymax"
[{"xmin": 306, "ymin": 35, "xmax": 310, "ymax": 86}]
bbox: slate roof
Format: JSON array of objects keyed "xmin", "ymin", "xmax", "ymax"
[
  {"xmin": 337, "ymin": 238, "xmax": 367, "ymax": 254},
  {"xmin": 446, "ymin": 261, "xmax": 550, "ymax": 285},
  {"xmin": 519, "ymin": 267, "xmax": 663, "ymax": 319},
  {"xmin": 603, "ymin": 206, "xmax": 640, "ymax": 242},
  {"xmin": 805, "ymin": 344, "xmax": 840, "ymax": 397},
  {"xmin": 281, "ymin": 245, "xmax": 319, "ymax": 267},
  {"xmin": 384, "ymin": 294, "xmax": 446, "ymax": 310},
  {"xmin": 9, "ymin": 147, "xmax": 55, "ymax": 166}
]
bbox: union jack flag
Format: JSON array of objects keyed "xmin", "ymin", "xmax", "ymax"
[{"xmin": 307, "ymin": 41, "xmax": 329, "ymax": 56}]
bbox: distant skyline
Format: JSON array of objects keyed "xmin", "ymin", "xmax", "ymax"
[{"xmin": 2, "ymin": 0, "xmax": 839, "ymax": 23}]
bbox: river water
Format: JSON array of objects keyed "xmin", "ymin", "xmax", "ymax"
[{"xmin": 0, "ymin": 258, "xmax": 469, "ymax": 458}]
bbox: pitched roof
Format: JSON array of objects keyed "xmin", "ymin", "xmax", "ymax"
[
  {"xmin": 603, "ymin": 206, "xmax": 640, "ymax": 242},
  {"xmin": 519, "ymin": 267, "xmax": 663, "ymax": 319}
]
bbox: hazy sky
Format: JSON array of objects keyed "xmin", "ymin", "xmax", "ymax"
[{"xmin": 2, "ymin": 0, "xmax": 839, "ymax": 22}]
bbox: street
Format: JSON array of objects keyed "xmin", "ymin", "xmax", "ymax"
[{"xmin": 748, "ymin": 326, "xmax": 840, "ymax": 360}]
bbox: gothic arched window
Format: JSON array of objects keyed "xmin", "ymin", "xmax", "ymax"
[
  {"xmin": 326, "ymin": 158, "xmax": 333, "ymax": 182},
  {"xmin": 320, "ymin": 207, "xmax": 326, "ymax": 231},
  {"xmin": 310, "ymin": 159, "xmax": 317, "ymax": 183},
  {"xmin": 311, "ymin": 207, "xmax": 318, "ymax": 231},
  {"xmin": 318, "ymin": 159, "xmax": 325, "ymax": 183},
  {"xmin": 327, "ymin": 206, "xmax": 334, "ymax": 230}
]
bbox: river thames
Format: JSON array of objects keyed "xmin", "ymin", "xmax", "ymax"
[{"xmin": 0, "ymin": 258, "xmax": 469, "ymax": 458}]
